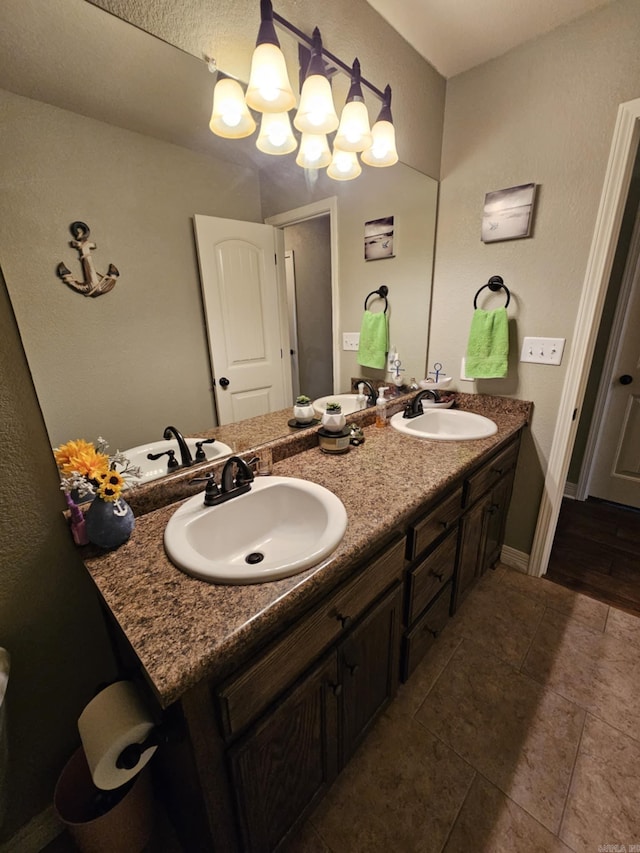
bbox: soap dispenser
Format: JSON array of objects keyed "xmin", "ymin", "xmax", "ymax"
[
  {"xmin": 375, "ymin": 386, "xmax": 389, "ymax": 428},
  {"xmin": 356, "ymin": 382, "xmax": 366, "ymax": 409}
]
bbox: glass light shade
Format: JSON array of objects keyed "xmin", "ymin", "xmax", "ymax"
[
  {"xmin": 256, "ymin": 112, "xmax": 297, "ymax": 155},
  {"xmin": 245, "ymin": 43, "xmax": 296, "ymax": 113},
  {"xmin": 209, "ymin": 78, "xmax": 256, "ymax": 139},
  {"xmin": 327, "ymin": 149, "xmax": 362, "ymax": 181},
  {"xmin": 334, "ymin": 100, "xmax": 372, "ymax": 152},
  {"xmin": 296, "ymin": 133, "xmax": 331, "ymax": 169},
  {"xmin": 361, "ymin": 119, "xmax": 398, "ymax": 167},
  {"xmin": 294, "ymin": 75, "xmax": 339, "ymax": 134}
]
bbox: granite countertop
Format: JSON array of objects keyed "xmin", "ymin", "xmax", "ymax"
[{"xmin": 83, "ymin": 394, "xmax": 532, "ymax": 709}]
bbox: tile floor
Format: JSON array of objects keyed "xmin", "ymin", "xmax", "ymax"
[
  {"xmin": 46, "ymin": 565, "xmax": 640, "ymax": 852},
  {"xmin": 285, "ymin": 565, "xmax": 640, "ymax": 853}
]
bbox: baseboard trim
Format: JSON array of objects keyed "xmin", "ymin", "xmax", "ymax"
[
  {"xmin": 564, "ymin": 481, "xmax": 578, "ymax": 499},
  {"xmin": 500, "ymin": 545, "xmax": 530, "ymax": 574},
  {"xmin": 0, "ymin": 805, "xmax": 62, "ymax": 853}
]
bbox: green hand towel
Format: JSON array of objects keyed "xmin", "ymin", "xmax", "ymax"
[
  {"xmin": 357, "ymin": 310, "xmax": 389, "ymax": 369},
  {"xmin": 465, "ymin": 307, "xmax": 509, "ymax": 378}
]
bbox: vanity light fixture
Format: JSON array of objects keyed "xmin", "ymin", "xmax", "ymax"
[
  {"xmin": 361, "ymin": 85, "xmax": 399, "ymax": 167},
  {"xmin": 207, "ymin": 0, "xmax": 398, "ymax": 180}
]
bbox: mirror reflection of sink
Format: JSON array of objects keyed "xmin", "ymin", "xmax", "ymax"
[
  {"xmin": 313, "ymin": 394, "xmax": 368, "ymax": 416},
  {"xmin": 164, "ymin": 476, "xmax": 348, "ymax": 584},
  {"xmin": 390, "ymin": 409, "xmax": 498, "ymax": 441},
  {"xmin": 124, "ymin": 438, "xmax": 233, "ymax": 485}
]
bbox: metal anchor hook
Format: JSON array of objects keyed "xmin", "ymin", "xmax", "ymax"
[{"xmin": 56, "ymin": 221, "xmax": 120, "ymax": 297}]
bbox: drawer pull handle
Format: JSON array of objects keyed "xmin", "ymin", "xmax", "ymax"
[
  {"xmin": 491, "ymin": 467, "xmax": 504, "ymax": 476},
  {"xmin": 426, "ymin": 625, "xmax": 440, "ymax": 639},
  {"xmin": 329, "ymin": 682, "xmax": 343, "ymax": 696},
  {"xmin": 431, "ymin": 570, "xmax": 445, "ymax": 582},
  {"xmin": 487, "ymin": 504, "xmax": 499, "ymax": 515},
  {"xmin": 336, "ymin": 613, "xmax": 352, "ymax": 630},
  {"xmin": 345, "ymin": 662, "xmax": 360, "ymax": 676},
  {"xmin": 439, "ymin": 520, "xmax": 448, "ymax": 529}
]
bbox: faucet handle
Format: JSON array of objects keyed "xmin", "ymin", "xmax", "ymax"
[
  {"xmin": 194, "ymin": 438, "xmax": 217, "ymax": 460},
  {"xmin": 190, "ymin": 474, "xmax": 220, "ymax": 505},
  {"xmin": 147, "ymin": 448, "xmax": 179, "ymax": 469}
]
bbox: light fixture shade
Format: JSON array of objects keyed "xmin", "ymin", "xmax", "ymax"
[
  {"xmin": 327, "ymin": 149, "xmax": 362, "ymax": 181},
  {"xmin": 294, "ymin": 74, "xmax": 339, "ymax": 134},
  {"xmin": 334, "ymin": 100, "xmax": 372, "ymax": 152},
  {"xmin": 361, "ymin": 120, "xmax": 398, "ymax": 166},
  {"xmin": 361, "ymin": 85, "xmax": 398, "ymax": 167},
  {"xmin": 256, "ymin": 112, "xmax": 297, "ymax": 155},
  {"xmin": 296, "ymin": 133, "xmax": 331, "ymax": 169},
  {"xmin": 245, "ymin": 43, "xmax": 296, "ymax": 113},
  {"xmin": 209, "ymin": 78, "xmax": 256, "ymax": 139}
]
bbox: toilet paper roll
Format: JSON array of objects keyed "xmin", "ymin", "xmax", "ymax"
[{"xmin": 78, "ymin": 681, "xmax": 157, "ymax": 790}]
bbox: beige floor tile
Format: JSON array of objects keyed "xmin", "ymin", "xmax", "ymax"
[
  {"xmin": 604, "ymin": 605, "xmax": 640, "ymax": 646},
  {"xmin": 282, "ymin": 821, "xmax": 334, "ymax": 853},
  {"xmin": 310, "ymin": 709, "xmax": 474, "ymax": 853},
  {"xmin": 443, "ymin": 775, "xmax": 575, "ymax": 853},
  {"xmin": 416, "ymin": 640, "xmax": 585, "ymax": 834},
  {"xmin": 522, "ymin": 609, "xmax": 640, "ymax": 742},
  {"xmin": 447, "ymin": 570, "xmax": 545, "ymax": 668},
  {"xmin": 500, "ymin": 569, "xmax": 609, "ymax": 632},
  {"xmin": 560, "ymin": 714, "xmax": 640, "ymax": 853}
]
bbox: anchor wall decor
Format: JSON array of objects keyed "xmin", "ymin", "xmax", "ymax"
[{"xmin": 56, "ymin": 221, "xmax": 120, "ymax": 297}]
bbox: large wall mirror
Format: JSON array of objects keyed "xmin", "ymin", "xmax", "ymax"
[{"xmin": 0, "ymin": 0, "xmax": 437, "ymax": 462}]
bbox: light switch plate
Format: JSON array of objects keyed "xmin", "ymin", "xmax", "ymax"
[
  {"xmin": 342, "ymin": 332, "xmax": 360, "ymax": 351},
  {"xmin": 520, "ymin": 336, "xmax": 565, "ymax": 365}
]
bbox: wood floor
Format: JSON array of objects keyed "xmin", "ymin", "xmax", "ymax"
[{"xmin": 546, "ymin": 496, "xmax": 640, "ymax": 616}]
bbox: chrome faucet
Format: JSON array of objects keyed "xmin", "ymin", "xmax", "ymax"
[
  {"xmin": 403, "ymin": 389, "xmax": 440, "ymax": 419},
  {"xmin": 163, "ymin": 425, "xmax": 193, "ymax": 467}
]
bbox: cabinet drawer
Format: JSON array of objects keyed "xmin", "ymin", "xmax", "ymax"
[
  {"xmin": 216, "ymin": 537, "xmax": 405, "ymax": 737},
  {"xmin": 406, "ymin": 529, "xmax": 457, "ymax": 625},
  {"xmin": 402, "ymin": 581, "xmax": 452, "ymax": 681},
  {"xmin": 464, "ymin": 439, "xmax": 520, "ymax": 507},
  {"xmin": 406, "ymin": 486, "xmax": 463, "ymax": 560}
]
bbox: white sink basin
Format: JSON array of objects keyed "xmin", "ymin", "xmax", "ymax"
[
  {"xmin": 390, "ymin": 409, "xmax": 498, "ymax": 441},
  {"xmin": 124, "ymin": 437, "xmax": 233, "ymax": 484},
  {"xmin": 164, "ymin": 476, "xmax": 348, "ymax": 584},
  {"xmin": 313, "ymin": 394, "xmax": 368, "ymax": 416}
]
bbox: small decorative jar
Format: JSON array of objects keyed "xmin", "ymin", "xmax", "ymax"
[
  {"xmin": 321, "ymin": 402, "xmax": 346, "ymax": 433},
  {"xmin": 293, "ymin": 395, "xmax": 316, "ymax": 424},
  {"xmin": 84, "ymin": 494, "xmax": 135, "ymax": 550}
]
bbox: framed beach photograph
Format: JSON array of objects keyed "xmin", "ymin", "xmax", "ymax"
[
  {"xmin": 481, "ymin": 183, "xmax": 537, "ymax": 243},
  {"xmin": 364, "ymin": 216, "xmax": 395, "ymax": 260}
]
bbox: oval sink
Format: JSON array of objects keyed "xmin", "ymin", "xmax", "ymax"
[
  {"xmin": 390, "ymin": 409, "xmax": 498, "ymax": 441},
  {"xmin": 124, "ymin": 437, "xmax": 233, "ymax": 485},
  {"xmin": 313, "ymin": 394, "xmax": 368, "ymax": 416},
  {"xmin": 164, "ymin": 476, "xmax": 348, "ymax": 584}
]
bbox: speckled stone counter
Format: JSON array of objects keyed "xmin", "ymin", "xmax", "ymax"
[{"xmin": 83, "ymin": 394, "xmax": 531, "ymax": 709}]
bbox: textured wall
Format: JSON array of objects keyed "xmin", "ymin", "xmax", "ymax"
[
  {"xmin": 0, "ymin": 272, "xmax": 117, "ymax": 839},
  {"xmin": 429, "ymin": 0, "xmax": 640, "ymax": 553}
]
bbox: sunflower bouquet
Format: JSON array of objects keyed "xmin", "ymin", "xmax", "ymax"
[{"xmin": 54, "ymin": 437, "xmax": 141, "ymax": 502}]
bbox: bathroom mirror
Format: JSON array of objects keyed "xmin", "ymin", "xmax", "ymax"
[{"xmin": 0, "ymin": 0, "xmax": 437, "ymax": 460}]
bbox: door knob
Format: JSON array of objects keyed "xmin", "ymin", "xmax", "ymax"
[
  {"xmin": 218, "ymin": 377, "xmax": 230, "ymax": 388},
  {"xmin": 619, "ymin": 374, "xmax": 633, "ymax": 385}
]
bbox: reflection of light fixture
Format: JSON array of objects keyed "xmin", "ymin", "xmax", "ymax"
[
  {"xmin": 294, "ymin": 29, "xmax": 339, "ymax": 134},
  {"xmin": 245, "ymin": 0, "xmax": 296, "ymax": 112},
  {"xmin": 207, "ymin": 2, "xmax": 398, "ymax": 179},
  {"xmin": 209, "ymin": 77, "xmax": 256, "ymax": 139},
  {"xmin": 362, "ymin": 85, "xmax": 399, "ymax": 167},
  {"xmin": 256, "ymin": 112, "xmax": 297, "ymax": 154},
  {"xmin": 334, "ymin": 59, "xmax": 372, "ymax": 152},
  {"xmin": 296, "ymin": 133, "xmax": 331, "ymax": 168},
  {"xmin": 327, "ymin": 148, "xmax": 362, "ymax": 181}
]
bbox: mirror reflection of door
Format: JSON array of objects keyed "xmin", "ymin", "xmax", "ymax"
[
  {"xmin": 193, "ymin": 215, "xmax": 292, "ymax": 425},
  {"xmin": 282, "ymin": 215, "xmax": 333, "ymax": 402}
]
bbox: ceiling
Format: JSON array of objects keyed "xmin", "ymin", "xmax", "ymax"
[{"xmin": 364, "ymin": 0, "xmax": 614, "ymax": 78}]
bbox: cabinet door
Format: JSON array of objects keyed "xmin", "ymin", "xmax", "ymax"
[
  {"xmin": 453, "ymin": 493, "xmax": 491, "ymax": 611},
  {"xmin": 340, "ymin": 584, "xmax": 402, "ymax": 764},
  {"xmin": 228, "ymin": 654, "xmax": 339, "ymax": 853},
  {"xmin": 481, "ymin": 471, "xmax": 515, "ymax": 575}
]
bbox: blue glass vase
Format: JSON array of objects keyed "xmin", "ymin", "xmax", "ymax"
[{"xmin": 85, "ymin": 495, "xmax": 135, "ymax": 550}]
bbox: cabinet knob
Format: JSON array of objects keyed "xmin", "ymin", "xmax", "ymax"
[
  {"xmin": 491, "ymin": 467, "xmax": 504, "ymax": 476},
  {"xmin": 329, "ymin": 682, "xmax": 343, "ymax": 696},
  {"xmin": 427, "ymin": 626, "xmax": 440, "ymax": 639},
  {"xmin": 487, "ymin": 504, "xmax": 499, "ymax": 515},
  {"xmin": 431, "ymin": 570, "xmax": 445, "ymax": 582},
  {"xmin": 345, "ymin": 662, "xmax": 360, "ymax": 676},
  {"xmin": 438, "ymin": 520, "xmax": 448, "ymax": 529},
  {"xmin": 336, "ymin": 613, "xmax": 352, "ymax": 630}
]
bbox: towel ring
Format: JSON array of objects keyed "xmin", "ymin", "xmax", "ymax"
[
  {"xmin": 473, "ymin": 275, "xmax": 511, "ymax": 309},
  {"xmin": 364, "ymin": 285, "xmax": 389, "ymax": 313}
]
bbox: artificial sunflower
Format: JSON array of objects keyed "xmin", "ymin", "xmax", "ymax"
[
  {"xmin": 54, "ymin": 439, "xmax": 109, "ymax": 481},
  {"xmin": 97, "ymin": 469, "xmax": 125, "ymax": 502}
]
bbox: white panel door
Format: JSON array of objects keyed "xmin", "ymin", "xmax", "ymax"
[
  {"xmin": 193, "ymin": 215, "xmax": 291, "ymax": 425},
  {"xmin": 589, "ymin": 225, "xmax": 640, "ymax": 508}
]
